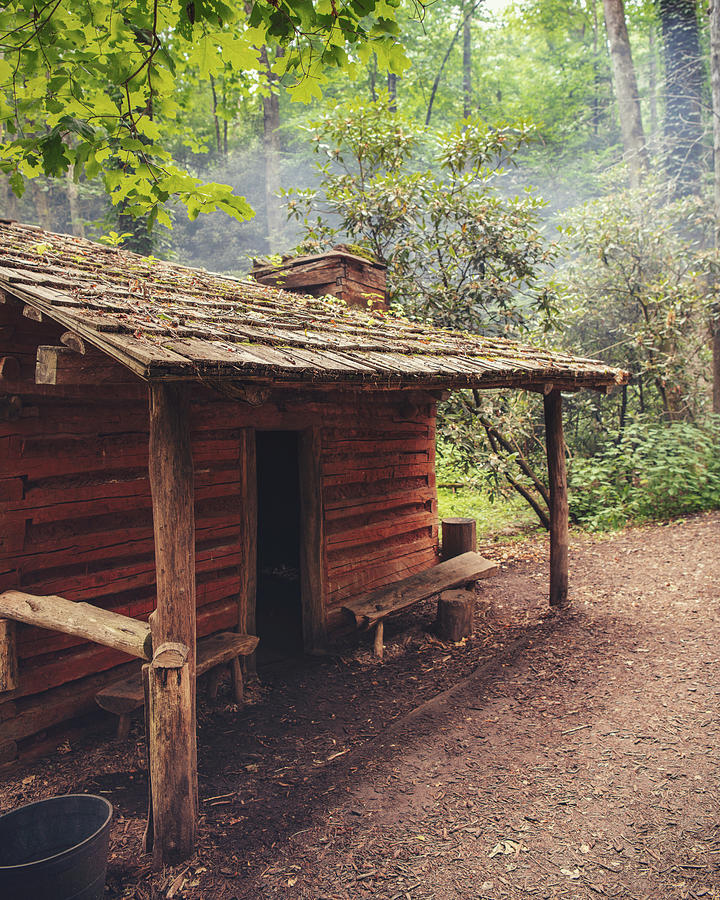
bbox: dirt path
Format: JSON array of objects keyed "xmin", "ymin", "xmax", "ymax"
[{"xmin": 1, "ymin": 513, "xmax": 719, "ymax": 899}]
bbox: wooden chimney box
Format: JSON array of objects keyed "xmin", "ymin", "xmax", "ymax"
[{"xmin": 250, "ymin": 245, "xmax": 388, "ymax": 311}]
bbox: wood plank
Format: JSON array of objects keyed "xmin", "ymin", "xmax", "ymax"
[
  {"xmin": 0, "ymin": 590, "xmax": 153, "ymax": 660},
  {"xmin": 341, "ymin": 552, "xmax": 499, "ymax": 629}
]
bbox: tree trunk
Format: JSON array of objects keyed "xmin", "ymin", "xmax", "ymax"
[
  {"xmin": 32, "ymin": 180, "xmax": 52, "ymax": 230},
  {"xmin": 710, "ymin": 0, "xmax": 720, "ymax": 412},
  {"xmin": 426, "ymin": 1, "xmax": 481, "ymax": 126},
  {"xmin": 463, "ymin": 0, "xmax": 472, "ymax": 119},
  {"xmin": 66, "ymin": 165, "xmax": 84, "ymax": 237},
  {"xmin": 261, "ymin": 48, "xmax": 282, "ymax": 252},
  {"xmin": 388, "ymin": 72, "xmax": 397, "ymax": 112},
  {"xmin": 210, "ymin": 75, "xmax": 223, "ymax": 157},
  {"xmin": 369, "ymin": 53, "xmax": 378, "ymax": 101},
  {"xmin": 648, "ymin": 26, "xmax": 658, "ymax": 142},
  {"xmin": 657, "ymin": 0, "xmax": 705, "ymax": 193},
  {"xmin": 602, "ymin": 0, "xmax": 648, "ymax": 188}
]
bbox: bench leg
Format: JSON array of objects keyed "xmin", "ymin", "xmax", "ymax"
[
  {"xmin": 206, "ymin": 666, "xmax": 224, "ymax": 702},
  {"xmin": 117, "ymin": 713, "xmax": 131, "ymax": 741},
  {"xmin": 230, "ymin": 657, "xmax": 244, "ymax": 706},
  {"xmin": 373, "ymin": 621, "xmax": 384, "ymax": 660}
]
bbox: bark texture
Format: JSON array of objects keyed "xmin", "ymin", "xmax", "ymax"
[{"xmin": 602, "ymin": 0, "xmax": 648, "ymax": 187}]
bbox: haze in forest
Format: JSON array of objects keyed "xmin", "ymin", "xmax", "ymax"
[{"xmin": 2, "ymin": 0, "xmax": 720, "ymax": 532}]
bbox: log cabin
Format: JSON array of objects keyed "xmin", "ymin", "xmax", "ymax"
[{"xmin": 0, "ymin": 221, "xmax": 626, "ymax": 862}]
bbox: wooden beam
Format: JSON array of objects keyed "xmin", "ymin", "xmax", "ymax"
[
  {"xmin": 36, "ymin": 345, "xmax": 135, "ymax": 385},
  {"xmin": 544, "ymin": 389, "xmax": 569, "ymax": 607},
  {"xmin": 147, "ymin": 382, "xmax": 197, "ymax": 866},
  {"xmin": 0, "ymin": 590, "xmax": 152, "ymax": 660},
  {"xmin": 22, "ymin": 305, "xmax": 42, "ymax": 321},
  {"xmin": 0, "ymin": 619, "xmax": 18, "ymax": 692},
  {"xmin": 299, "ymin": 426, "xmax": 327, "ymax": 653}
]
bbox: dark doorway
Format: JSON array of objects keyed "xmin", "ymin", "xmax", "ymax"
[{"xmin": 255, "ymin": 431, "xmax": 303, "ymax": 655}]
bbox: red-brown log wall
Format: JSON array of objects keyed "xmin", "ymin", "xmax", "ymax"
[{"xmin": 0, "ymin": 298, "xmax": 439, "ymax": 752}]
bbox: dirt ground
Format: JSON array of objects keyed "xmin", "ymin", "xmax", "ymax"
[{"xmin": 1, "ymin": 511, "xmax": 719, "ymax": 900}]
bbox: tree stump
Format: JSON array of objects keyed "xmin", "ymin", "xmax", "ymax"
[
  {"xmin": 441, "ymin": 518, "xmax": 476, "ymax": 560},
  {"xmin": 436, "ymin": 590, "xmax": 474, "ymax": 642}
]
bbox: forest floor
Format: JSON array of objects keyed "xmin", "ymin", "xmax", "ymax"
[{"xmin": 1, "ymin": 511, "xmax": 719, "ymax": 899}]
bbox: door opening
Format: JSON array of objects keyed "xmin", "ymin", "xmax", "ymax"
[{"xmin": 255, "ymin": 430, "xmax": 303, "ymax": 656}]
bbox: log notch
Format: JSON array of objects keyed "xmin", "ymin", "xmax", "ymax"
[
  {"xmin": 544, "ymin": 389, "xmax": 569, "ymax": 607},
  {"xmin": 441, "ymin": 517, "xmax": 476, "ymax": 560},
  {"xmin": 36, "ymin": 345, "xmax": 134, "ymax": 385},
  {"xmin": 147, "ymin": 382, "xmax": 197, "ymax": 866}
]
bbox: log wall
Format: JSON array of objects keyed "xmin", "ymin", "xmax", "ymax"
[{"xmin": 0, "ymin": 297, "xmax": 439, "ymax": 753}]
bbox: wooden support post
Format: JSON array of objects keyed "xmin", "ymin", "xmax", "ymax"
[
  {"xmin": 441, "ymin": 517, "xmax": 477, "ymax": 560},
  {"xmin": 238, "ymin": 428, "xmax": 257, "ymax": 677},
  {"xmin": 0, "ymin": 619, "xmax": 19, "ymax": 692},
  {"xmin": 147, "ymin": 383, "xmax": 197, "ymax": 866},
  {"xmin": 544, "ymin": 389, "xmax": 569, "ymax": 608},
  {"xmin": 299, "ymin": 427, "xmax": 327, "ymax": 653}
]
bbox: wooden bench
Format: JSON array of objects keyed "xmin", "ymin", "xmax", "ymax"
[
  {"xmin": 96, "ymin": 631, "xmax": 259, "ymax": 739},
  {"xmin": 341, "ymin": 551, "xmax": 499, "ymax": 658}
]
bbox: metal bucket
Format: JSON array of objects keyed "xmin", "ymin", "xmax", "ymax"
[{"xmin": 0, "ymin": 794, "xmax": 113, "ymax": 900}]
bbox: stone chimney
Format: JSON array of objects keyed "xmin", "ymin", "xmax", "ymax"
[{"xmin": 250, "ymin": 245, "xmax": 388, "ymax": 311}]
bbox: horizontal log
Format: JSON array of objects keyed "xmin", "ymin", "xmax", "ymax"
[
  {"xmin": 329, "ymin": 546, "xmax": 439, "ymax": 603},
  {"xmin": 0, "ymin": 657, "xmax": 142, "ymax": 744},
  {"xmin": 0, "ymin": 591, "xmax": 153, "ymax": 660},
  {"xmin": 3, "ymin": 597, "xmax": 239, "ymax": 703}
]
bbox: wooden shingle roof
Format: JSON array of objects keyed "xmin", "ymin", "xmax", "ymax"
[{"xmin": 0, "ymin": 222, "xmax": 626, "ymax": 392}]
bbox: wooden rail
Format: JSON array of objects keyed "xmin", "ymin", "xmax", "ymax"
[{"xmin": 0, "ymin": 591, "xmax": 153, "ymax": 675}]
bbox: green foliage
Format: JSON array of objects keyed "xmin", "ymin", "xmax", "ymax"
[
  {"xmin": 558, "ymin": 177, "xmax": 715, "ymax": 423},
  {"xmin": 569, "ymin": 418, "xmax": 720, "ymax": 530},
  {"xmin": 284, "ymin": 97, "xmax": 559, "ymax": 333},
  {"xmin": 0, "ymin": 0, "xmax": 409, "ymax": 222},
  {"xmin": 437, "ymin": 485, "xmax": 538, "ymax": 536}
]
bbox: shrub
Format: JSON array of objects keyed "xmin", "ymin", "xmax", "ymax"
[{"xmin": 569, "ymin": 418, "xmax": 720, "ymax": 530}]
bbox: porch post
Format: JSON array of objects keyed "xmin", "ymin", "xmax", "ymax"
[
  {"xmin": 147, "ymin": 383, "xmax": 198, "ymax": 865},
  {"xmin": 543, "ymin": 389, "xmax": 569, "ymax": 607}
]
